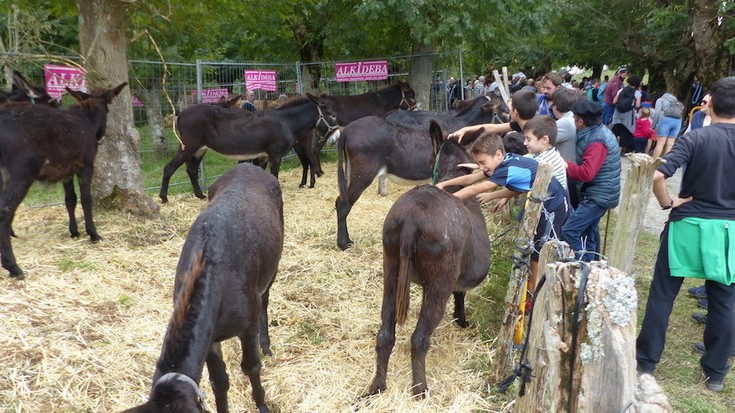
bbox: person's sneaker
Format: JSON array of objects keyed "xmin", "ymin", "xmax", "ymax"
[
  {"xmin": 697, "ymin": 299, "xmax": 708, "ymax": 309},
  {"xmin": 706, "ymin": 377, "xmax": 724, "ymax": 392},
  {"xmin": 688, "ymin": 285, "xmax": 707, "ymax": 299},
  {"xmin": 691, "ymin": 312, "xmax": 707, "ymax": 324},
  {"xmin": 693, "ymin": 342, "xmax": 735, "ymax": 356}
]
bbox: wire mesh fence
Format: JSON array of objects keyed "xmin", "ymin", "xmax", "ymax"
[{"xmin": 1, "ymin": 50, "xmax": 464, "ymax": 207}]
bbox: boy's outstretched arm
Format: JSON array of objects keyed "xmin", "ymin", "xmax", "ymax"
[
  {"xmin": 476, "ymin": 188, "xmax": 521, "ymax": 205},
  {"xmin": 448, "ymin": 123, "xmax": 512, "ymax": 143},
  {"xmin": 453, "ymin": 180, "xmax": 498, "ymax": 200},
  {"xmin": 435, "ymin": 170, "xmax": 486, "ymax": 189}
]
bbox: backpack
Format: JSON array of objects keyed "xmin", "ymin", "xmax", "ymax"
[
  {"xmin": 615, "ymin": 86, "xmax": 636, "ymax": 112},
  {"xmin": 662, "ymin": 95, "xmax": 684, "ymax": 118}
]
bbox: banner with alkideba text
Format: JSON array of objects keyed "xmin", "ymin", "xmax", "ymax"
[
  {"xmin": 335, "ymin": 60, "xmax": 389, "ymax": 82},
  {"xmin": 44, "ymin": 64, "xmax": 86, "ymax": 101},
  {"xmin": 245, "ymin": 70, "xmax": 277, "ymax": 92}
]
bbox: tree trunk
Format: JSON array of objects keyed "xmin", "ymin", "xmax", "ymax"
[
  {"xmin": 143, "ymin": 88, "xmax": 168, "ymax": 157},
  {"xmin": 692, "ymin": 0, "xmax": 728, "ymax": 87},
  {"xmin": 590, "ymin": 65, "xmax": 602, "ymax": 81},
  {"xmin": 292, "ymin": 21, "xmax": 324, "ymax": 95},
  {"xmin": 409, "ymin": 42, "xmax": 435, "ymax": 111},
  {"xmin": 78, "ymin": 0, "xmax": 142, "ymax": 196}
]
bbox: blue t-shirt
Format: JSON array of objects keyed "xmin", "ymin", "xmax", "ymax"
[{"xmin": 486, "ymin": 153, "xmax": 569, "ymax": 213}]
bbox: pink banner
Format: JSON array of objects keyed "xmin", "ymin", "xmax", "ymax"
[
  {"xmin": 335, "ymin": 61, "xmax": 389, "ymax": 82},
  {"xmin": 44, "ymin": 64, "xmax": 86, "ymax": 101},
  {"xmin": 192, "ymin": 88, "xmax": 229, "ymax": 104},
  {"xmin": 245, "ymin": 70, "xmax": 277, "ymax": 92}
]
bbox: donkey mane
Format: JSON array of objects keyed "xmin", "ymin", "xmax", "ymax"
[
  {"xmin": 158, "ymin": 251, "xmax": 206, "ymax": 373},
  {"xmin": 272, "ymin": 95, "xmax": 310, "ymax": 110}
]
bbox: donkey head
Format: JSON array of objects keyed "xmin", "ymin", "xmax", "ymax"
[
  {"xmin": 429, "ymin": 120, "xmax": 475, "ymax": 187},
  {"xmin": 120, "ymin": 373, "xmax": 209, "ymax": 413},
  {"xmin": 396, "ymin": 80, "xmax": 416, "ymax": 110},
  {"xmin": 65, "ymin": 82, "xmax": 128, "ymax": 140},
  {"xmin": 1, "ymin": 70, "xmax": 58, "ymax": 107},
  {"xmin": 306, "ymin": 92, "xmax": 340, "ymax": 146}
]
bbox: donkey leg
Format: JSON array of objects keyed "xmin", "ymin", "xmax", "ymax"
[
  {"xmin": 452, "ymin": 291, "xmax": 469, "ymax": 328},
  {"xmin": 0, "ymin": 172, "xmax": 17, "ymax": 238},
  {"xmin": 185, "ymin": 155, "xmax": 207, "ymax": 199},
  {"xmin": 0, "ymin": 179, "xmax": 33, "ymax": 277},
  {"xmin": 76, "ymin": 169, "xmax": 101, "ymax": 242},
  {"xmin": 62, "ymin": 179, "xmax": 79, "ymax": 238},
  {"xmin": 159, "ymin": 149, "xmax": 190, "ymax": 203},
  {"xmin": 335, "ymin": 172, "xmax": 373, "ymax": 250},
  {"xmin": 267, "ymin": 155, "xmax": 282, "ymax": 179},
  {"xmin": 365, "ymin": 252, "xmax": 399, "ymax": 396},
  {"xmin": 239, "ymin": 324, "xmax": 269, "ymax": 413},
  {"xmin": 377, "ymin": 174, "xmax": 388, "ymax": 196},
  {"xmin": 259, "ymin": 283, "xmax": 275, "ymax": 356},
  {"xmin": 206, "ymin": 342, "xmax": 230, "ymax": 413},
  {"xmin": 410, "ymin": 282, "xmax": 454, "ymax": 397},
  {"xmin": 293, "ymin": 144, "xmax": 309, "ymax": 188}
]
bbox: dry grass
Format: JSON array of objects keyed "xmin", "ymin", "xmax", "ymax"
[{"xmin": 0, "ymin": 162, "xmax": 511, "ymax": 413}]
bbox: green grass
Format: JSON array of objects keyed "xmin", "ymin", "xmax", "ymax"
[{"xmin": 22, "ymin": 125, "xmax": 336, "ymax": 207}]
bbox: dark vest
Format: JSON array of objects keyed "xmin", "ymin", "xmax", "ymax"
[{"xmin": 575, "ymin": 124, "xmax": 621, "ymax": 208}]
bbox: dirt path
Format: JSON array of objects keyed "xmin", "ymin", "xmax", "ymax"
[{"xmin": 619, "ymin": 155, "xmax": 683, "ymax": 236}]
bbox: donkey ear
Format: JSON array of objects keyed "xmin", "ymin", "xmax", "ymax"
[
  {"xmin": 103, "ymin": 82, "xmax": 128, "ymax": 103},
  {"xmin": 65, "ymin": 87, "xmax": 90, "ymax": 102},
  {"xmin": 429, "ymin": 120, "xmax": 444, "ymax": 158},
  {"xmin": 12, "ymin": 71, "xmax": 37, "ymax": 98}
]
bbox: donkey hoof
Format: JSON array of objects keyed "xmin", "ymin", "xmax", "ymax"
[
  {"xmin": 70, "ymin": 231, "xmax": 80, "ymax": 238},
  {"xmin": 363, "ymin": 383, "xmax": 386, "ymax": 398},
  {"xmin": 411, "ymin": 385, "xmax": 428, "ymax": 398},
  {"xmin": 454, "ymin": 318, "xmax": 470, "ymax": 328},
  {"xmin": 7, "ymin": 266, "xmax": 24, "ymax": 279},
  {"xmin": 90, "ymin": 234, "xmax": 102, "ymax": 243},
  {"xmin": 160, "ymin": 196, "xmax": 168, "ymax": 204},
  {"xmin": 337, "ymin": 240, "xmax": 353, "ymax": 251},
  {"xmin": 195, "ymin": 193, "xmax": 207, "ymax": 200}
]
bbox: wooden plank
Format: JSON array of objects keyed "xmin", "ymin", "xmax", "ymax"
[
  {"xmin": 608, "ymin": 154, "xmax": 664, "ymax": 273},
  {"xmin": 492, "ymin": 162, "xmax": 553, "ymax": 379}
]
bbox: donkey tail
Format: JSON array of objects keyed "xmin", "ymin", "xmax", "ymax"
[
  {"xmin": 337, "ymin": 130, "xmax": 349, "ymax": 203},
  {"xmin": 395, "ymin": 221, "xmax": 416, "ymax": 325}
]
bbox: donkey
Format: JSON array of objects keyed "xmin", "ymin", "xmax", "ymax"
[
  {"xmin": 0, "ymin": 70, "xmax": 58, "ymax": 107},
  {"xmin": 159, "ymin": 95, "xmax": 338, "ymax": 202},
  {"xmin": 335, "ymin": 93, "xmax": 507, "ymax": 250},
  {"xmin": 365, "ymin": 121, "xmax": 491, "ymax": 397},
  {"xmin": 122, "ymin": 163, "xmax": 284, "ymax": 413},
  {"xmin": 0, "ymin": 83, "xmax": 127, "ymax": 278},
  {"xmin": 288, "ymin": 82, "xmax": 416, "ymax": 189}
]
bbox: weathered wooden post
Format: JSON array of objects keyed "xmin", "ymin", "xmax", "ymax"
[
  {"xmin": 608, "ymin": 154, "xmax": 664, "ymax": 273},
  {"xmin": 492, "ymin": 162, "xmax": 553, "ymax": 379},
  {"xmin": 516, "ymin": 261, "xmax": 640, "ymax": 412}
]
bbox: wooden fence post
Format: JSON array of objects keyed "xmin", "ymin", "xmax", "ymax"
[
  {"xmin": 516, "ymin": 261, "xmax": 639, "ymax": 412},
  {"xmin": 492, "ymin": 162, "xmax": 553, "ymax": 379},
  {"xmin": 608, "ymin": 154, "xmax": 664, "ymax": 273}
]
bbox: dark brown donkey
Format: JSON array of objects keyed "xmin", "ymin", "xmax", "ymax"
[
  {"xmin": 122, "ymin": 163, "xmax": 283, "ymax": 413},
  {"xmin": 159, "ymin": 95, "xmax": 338, "ymax": 202},
  {"xmin": 0, "ymin": 83, "xmax": 127, "ymax": 278},
  {"xmin": 292, "ymin": 81, "xmax": 416, "ymax": 188},
  {"xmin": 365, "ymin": 121, "xmax": 490, "ymax": 397},
  {"xmin": 335, "ymin": 94, "xmax": 507, "ymax": 250}
]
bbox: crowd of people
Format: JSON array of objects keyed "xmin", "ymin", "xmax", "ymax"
[{"xmin": 436, "ymin": 69, "xmax": 733, "ymax": 393}]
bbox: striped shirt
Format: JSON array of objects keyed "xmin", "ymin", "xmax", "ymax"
[{"xmin": 533, "ymin": 147, "xmax": 568, "ymax": 191}]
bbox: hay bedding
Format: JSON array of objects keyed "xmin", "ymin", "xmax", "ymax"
[{"xmin": 0, "ymin": 162, "xmax": 513, "ymax": 413}]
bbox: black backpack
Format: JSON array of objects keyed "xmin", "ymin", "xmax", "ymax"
[{"xmin": 615, "ymin": 86, "xmax": 636, "ymax": 112}]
